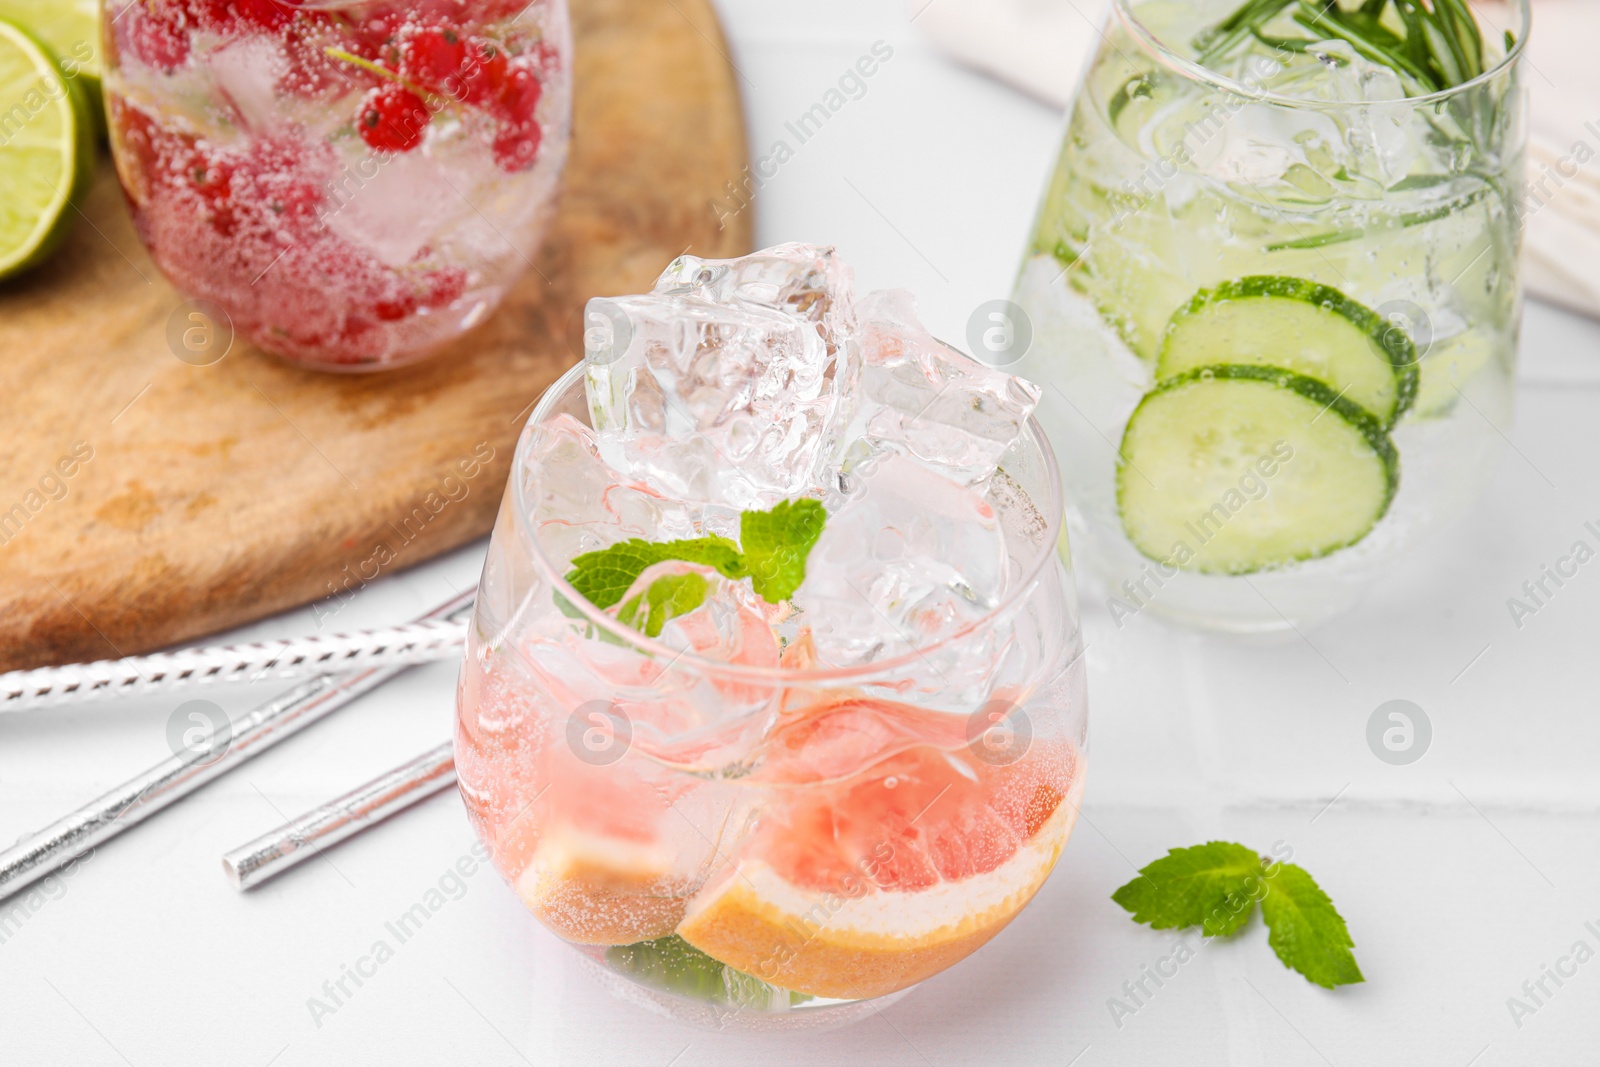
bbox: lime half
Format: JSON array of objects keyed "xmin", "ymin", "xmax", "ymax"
[
  {"xmin": 0, "ymin": 18, "xmax": 94, "ymax": 279},
  {"xmin": 0, "ymin": 0, "xmax": 99, "ymax": 86}
]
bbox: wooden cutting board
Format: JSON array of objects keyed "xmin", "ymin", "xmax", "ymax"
[{"xmin": 0, "ymin": 0, "xmax": 751, "ymax": 671}]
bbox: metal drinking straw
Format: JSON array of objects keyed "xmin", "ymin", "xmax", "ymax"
[
  {"xmin": 0, "ymin": 616, "xmax": 469, "ymax": 713},
  {"xmin": 0, "ymin": 591, "xmax": 475, "ymax": 904},
  {"xmin": 223, "ymin": 741, "xmax": 458, "ymax": 891}
]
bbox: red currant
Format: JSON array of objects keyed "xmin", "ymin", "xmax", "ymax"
[
  {"xmin": 229, "ymin": 0, "xmax": 297, "ymax": 32},
  {"xmin": 118, "ymin": 4, "xmax": 191, "ymax": 71},
  {"xmin": 454, "ymin": 39, "xmax": 508, "ymax": 106},
  {"xmin": 492, "ymin": 120, "xmax": 542, "ymax": 172},
  {"xmin": 400, "ymin": 26, "xmax": 467, "ymax": 93},
  {"xmin": 356, "ymin": 85, "xmax": 431, "ymax": 153},
  {"xmin": 494, "ymin": 64, "xmax": 541, "ymax": 123}
]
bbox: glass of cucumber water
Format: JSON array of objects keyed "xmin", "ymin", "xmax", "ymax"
[{"xmin": 1012, "ymin": 0, "xmax": 1529, "ymax": 631}]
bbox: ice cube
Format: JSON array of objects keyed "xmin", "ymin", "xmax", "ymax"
[
  {"xmin": 322, "ymin": 151, "xmax": 465, "ymax": 268},
  {"xmin": 654, "ymin": 243, "xmax": 857, "ymax": 365},
  {"xmin": 208, "ymin": 36, "xmax": 286, "ymax": 136},
  {"xmin": 609, "ymin": 560, "xmax": 780, "ymax": 669},
  {"xmin": 519, "ymin": 413, "xmax": 698, "ymax": 564},
  {"xmin": 845, "ymin": 289, "xmax": 1042, "ymax": 488},
  {"xmin": 1225, "ymin": 39, "xmax": 1416, "ymax": 188},
  {"xmin": 584, "ymin": 244, "xmax": 858, "ymax": 509},
  {"xmin": 795, "ymin": 452, "xmax": 1009, "ymax": 667}
]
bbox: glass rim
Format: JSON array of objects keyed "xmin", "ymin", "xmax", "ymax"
[
  {"xmin": 1108, "ymin": 0, "xmax": 1531, "ymax": 110},
  {"xmin": 508, "ymin": 360, "xmax": 1068, "ymax": 683}
]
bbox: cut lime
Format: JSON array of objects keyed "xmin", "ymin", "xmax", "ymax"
[
  {"xmin": 0, "ymin": 18, "xmax": 94, "ymax": 280},
  {"xmin": 0, "ymin": 0, "xmax": 99, "ymax": 86}
]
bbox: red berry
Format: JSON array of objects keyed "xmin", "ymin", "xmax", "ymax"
[
  {"xmin": 422, "ymin": 264, "xmax": 468, "ymax": 308},
  {"xmin": 492, "ymin": 120, "xmax": 541, "ymax": 172},
  {"xmin": 277, "ymin": 11, "xmax": 349, "ymax": 98},
  {"xmin": 454, "ymin": 39, "xmax": 508, "ymax": 106},
  {"xmin": 118, "ymin": 5, "xmax": 192, "ymax": 71},
  {"xmin": 493, "ymin": 64, "xmax": 541, "ymax": 123},
  {"xmin": 373, "ymin": 293, "xmax": 417, "ymax": 321},
  {"xmin": 531, "ymin": 40, "xmax": 563, "ymax": 78},
  {"xmin": 189, "ymin": 158, "xmax": 233, "ymax": 202},
  {"xmin": 401, "ymin": 26, "xmax": 466, "ymax": 93},
  {"xmin": 238, "ymin": 0, "xmax": 297, "ymax": 31},
  {"xmin": 357, "ymin": 85, "xmax": 431, "ymax": 152}
]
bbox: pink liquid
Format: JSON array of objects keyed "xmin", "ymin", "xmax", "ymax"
[{"xmin": 454, "ymin": 625, "xmax": 1086, "ymax": 997}]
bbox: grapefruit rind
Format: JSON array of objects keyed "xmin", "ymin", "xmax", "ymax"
[
  {"xmin": 675, "ymin": 769, "xmax": 1084, "ymax": 1000},
  {"xmin": 514, "ymin": 826, "xmax": 689, "ymax": 946}
]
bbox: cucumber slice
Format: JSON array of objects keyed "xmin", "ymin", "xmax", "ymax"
[
  {"xmin": 1117, "ymin": 365, "xmax": 1399, "ymax": 575},
  {"xmin": 1157, "ymin": 276, "xmax": 1419, "ymax": 424}
]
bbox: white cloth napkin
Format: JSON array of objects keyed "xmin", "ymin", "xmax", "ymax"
[{"xmin": 914, "ymin": 0, "xmax": 1600, "ymax": 317}]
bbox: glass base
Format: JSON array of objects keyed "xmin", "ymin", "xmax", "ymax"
[
  {"xmin": 1071, "ymin": 513, "xmax": 1372, "ymax": 634},
  {"xmin": 573, "ymin": 951, "xmax": 912, "ymax": 1033}
]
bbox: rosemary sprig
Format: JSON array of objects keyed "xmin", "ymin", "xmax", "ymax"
[
  {"xmin": 1196, "ymin": 0, "xmax": 1504, "ymax": 97},
  {"xmin": 1192, "ymin": 0, "xmax": 1516, "ymax": 248},
  {"xmin": 1292, "ymin": 2, "xmax": 1440, "ymax": 90}
]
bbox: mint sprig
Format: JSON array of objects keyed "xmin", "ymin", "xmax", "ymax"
[
  {"xmin": 566, "ymin": 535, "xmax": 743, "ymax": 609},
  {"xmin": 1112, "ymin": 842, "xmax": 1363, "ymax": 989},
  {"xmin": 562, "ymin": 499, "xmax": 827, "ymax": 636}
]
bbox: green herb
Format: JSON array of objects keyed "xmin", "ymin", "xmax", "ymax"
[
  {"xmin": 1198, "ymin": 0, "xmax": 1515, "ymax": 252},
  {"xmin": 605, "ymin": 935, "xmax": 813, "ymax": 1009},
  {"xmin": 1112, "ymin": 841, "xmax": 1363, "ymax": 989},
  {"xmin": 1198, "ymin": 0, "xmax": 1503, "ymax": 93},
  {"xmin": 1263, "ymin": 183, "xmax": 1487, "ymax": 249},
  {"xmin": 739, "ymin": 498, "xmax": 828, "ymax": 603},
  {"xmin": 566, "ymin": 535, "xmax": 743, "ymax": 609},
  {"xmin": 616, "ymin": 572, "xmax": 711, "ymax": 638},
  {"xmin": 1258, "ymin": 861, "xmax": 1365, "ymax": 988},
  {"xmin": 1107, "ymin": 74, "xmax": 1156, "ymax": 125},
  {"xmin": 562, "ymin": 499, "xmax": 827, "ymax": 636}
]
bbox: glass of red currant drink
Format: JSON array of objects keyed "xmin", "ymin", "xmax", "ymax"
[{"xmin": 105, "ymin": 0, "xmax": 571, "ymax": 371}]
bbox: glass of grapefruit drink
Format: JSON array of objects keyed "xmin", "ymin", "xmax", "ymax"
[
  {"xmin": 455, "ymin": 245, "xmax": 1089, "ymax": 1027},
  {"xmin": 104, "ymin": 0, "xmax": 571, "ymax": 370}
]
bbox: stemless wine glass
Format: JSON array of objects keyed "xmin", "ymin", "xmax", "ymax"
[
  {"xmin": 103, "ymin": 0, "xmax": 571, "ymax": 370},
  {"xmin": 454, "ymin": 363, "xmax": 1089, "ymax": 1029},
  {"xmin": 1011, "ymin": 0, "xmax": 1529, "ymax": 631}
]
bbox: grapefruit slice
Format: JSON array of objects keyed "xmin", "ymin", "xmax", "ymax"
[
  {"xmin": 513, "ymin": 821, "xmax": 689, "ymax": 946},
  {"xmin": 675, "ymin": 698, "xmax": 1085, "ymax": 1000},
  {"xmin": 459, "ymin": 590, "xmax": 779, "ymax": 948}
]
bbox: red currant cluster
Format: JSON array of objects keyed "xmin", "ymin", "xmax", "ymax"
[
  {"xmin": 111, "ymin": 94, "xmax": 469, "ymax": 362},
  {"xmin": 116, "ymin": 0, "xmax": 551, "ymax": 172},
  {"xmin": 356, "ymin": 22, "xmax": 545, "ymax": 168}
]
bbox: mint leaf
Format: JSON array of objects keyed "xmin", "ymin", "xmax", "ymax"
[
  {"xmin": 1112, "ymin": 841, "xmax": 1264, "ymax": 937},
  {"xmin": 560, "ymin": 498, "xmax": 827, "ymax": 623},
  {"xmin": 617, "ymin": 572, "xmax": 710, "ymax": 638},
  {"xmin": 740, "ymin": 499, "xmax": 827, "ymax": 603},
  {"xmin": 566, "ymin": 536, "xmax": 743, "ymax": 609},
  {"xmin": 606, "ymin": 935, "xmax": 812, "ymax": 1009},
  {"xmin": 1114, "ymin": 842, "xmax": 1363, "ymax": 990},
  {"xmin": 1260, "ymin": 863, "xmax": 1364, "ymax": 989}
]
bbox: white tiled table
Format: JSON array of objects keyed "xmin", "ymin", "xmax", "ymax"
[{"xmin": 4, "ymin": 2, "xmax": 1598, "ymax": 1063}]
